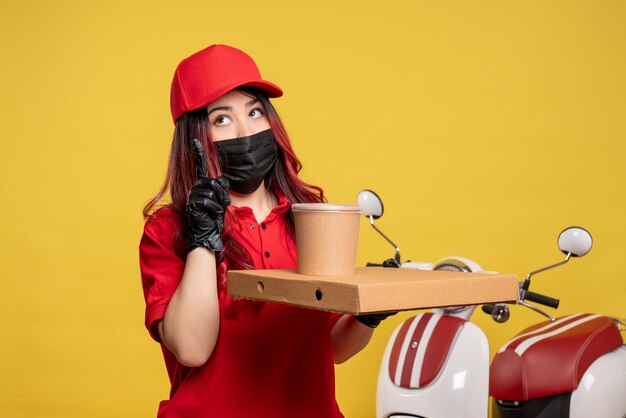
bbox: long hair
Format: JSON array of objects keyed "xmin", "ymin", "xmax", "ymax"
[{"xmin": 143, "ymin": 88, "xmax": 324, "ymax": 293}]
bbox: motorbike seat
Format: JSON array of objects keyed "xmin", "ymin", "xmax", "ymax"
[
  {"xmin": 490, "ymin": 313, "xmax": 622, "ymax": 401},
  {"xmin": 387, "ymin": 312, "xmax": 466, "ymax": 389}
]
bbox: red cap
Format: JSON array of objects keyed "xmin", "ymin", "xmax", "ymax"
[{"xmin": 170, "ymin": 44, "xmax": 283, "ymax": 123}]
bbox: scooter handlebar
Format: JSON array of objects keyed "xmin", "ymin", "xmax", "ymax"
[
  {"xmin": 524, "ymin": 290, "xmax": 560, "ymax": 309},
  {"xmin": 366, "ymin": 259, "xmax": 400, "ymax": 268}
]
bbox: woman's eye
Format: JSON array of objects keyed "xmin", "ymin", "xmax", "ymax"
[
  {"xmin": 249, "ymin": 108, "xmax": 264, "ymax": 119},
  {"xmin": 214, "ymin": 115, "xmax": 231, "ymax": 126}
]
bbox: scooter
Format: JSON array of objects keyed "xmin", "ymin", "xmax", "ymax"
[{"xmin": 356, "ymin": 190, "xmax": 626, "ymax": 418}]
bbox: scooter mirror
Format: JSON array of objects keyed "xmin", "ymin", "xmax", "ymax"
[
  {"xmin": 357, "ymin": 189, "xmax": 384, "ymax": 219},
  {"xmin": 558, "ymin": 227, "xmax": 593, "ymax": 257},
  {"xmin": 357, "ymin": 189, "xmax": 400, "ymax": 263}
]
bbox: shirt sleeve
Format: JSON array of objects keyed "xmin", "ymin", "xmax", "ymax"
[
  {"xmin": 329, "ymin": 313, "xmax": 344, "ymax": 329},
  {"xmin": 139, "ymin": 209, "xmax": 185, "ymax": 342}
]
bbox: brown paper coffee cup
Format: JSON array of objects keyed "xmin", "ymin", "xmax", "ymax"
[{"xmin": 292, "ymin": 203, "xmax": 362, "ymax": 276}]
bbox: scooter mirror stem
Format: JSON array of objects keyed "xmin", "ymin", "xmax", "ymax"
[
  {"xmin": 369, "ymin": 215, "xmax": 401, "ymax": 264},
  {"xmin": 522, "ymin": 252, "xmax": 572, "ymax": 291}
]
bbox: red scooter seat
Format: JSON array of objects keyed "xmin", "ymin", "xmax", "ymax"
[{"xmin": 490, "ymin": 313, "xmax": 622, "ymax": 401}]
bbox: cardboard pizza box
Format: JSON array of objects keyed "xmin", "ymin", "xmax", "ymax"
[{"xmin": 227, "ymin": 267, "xmax": 518, "ymax": 314}]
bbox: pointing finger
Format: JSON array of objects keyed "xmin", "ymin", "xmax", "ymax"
[{"xmin": 191, "ymin": 138, "xmax": 209, "ymax": 179}]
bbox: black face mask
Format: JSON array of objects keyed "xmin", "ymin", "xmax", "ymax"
[{"xmin": 214, "ymin": 129, "xmax": 278, "ymax": 194}]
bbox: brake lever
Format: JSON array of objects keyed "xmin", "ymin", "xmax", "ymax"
[{"xmin": 517, "ymin": 299, "xmax": 555, "ymax": 322}]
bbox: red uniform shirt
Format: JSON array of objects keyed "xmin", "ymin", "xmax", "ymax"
[{"xmin": 139, "ymin": 193, "xmax": 344, "ymax": 418}]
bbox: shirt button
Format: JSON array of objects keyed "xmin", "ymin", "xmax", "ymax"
[
  {"xmin": 264, "ymin": 251, "xmax": 270, "ymax": 258},
  {"xmin": 261, "ymin": 224, "xmax": 267, "ymax": 230},
  {"xmin": 249, "ymin": 224, "xmax": 255, "ymax": 229}
]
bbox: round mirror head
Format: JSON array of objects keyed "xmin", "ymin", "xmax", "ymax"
[
  {"xmin": 357, "ymin": 189, "xmax": 384, "ymax": 219},
  {"xmin": 558, "ymin": 226, "xmax": 592, "ymax": 257},
  {"xmin": 491, "ymin": 304, "xmax": 511, "ymax": 323}
]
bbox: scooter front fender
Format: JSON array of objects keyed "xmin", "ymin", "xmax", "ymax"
[{"xmin": 377, "ymin": 314, "xmax": 490, "ymax": 418}]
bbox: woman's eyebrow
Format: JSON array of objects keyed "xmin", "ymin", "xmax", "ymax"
[
  {"xmin": 208, "ymin": 99, "xmax": 258, "ymax": 116},
  {"xmin": 207, "ymin": 105, "xmax": 232, "ymax": 116}
]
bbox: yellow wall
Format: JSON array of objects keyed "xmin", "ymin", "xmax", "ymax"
[{"xmin": 1, "ymin": 1, "xmax": 624, "ymax": 417}]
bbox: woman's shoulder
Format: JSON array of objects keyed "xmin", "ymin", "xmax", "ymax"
[{"xmin": 143, "ymin": 205, "xmax": 183, "ymax": 238}]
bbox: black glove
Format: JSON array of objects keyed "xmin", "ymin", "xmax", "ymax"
[
  {"xmin": 186, "ymin": 138, "xmax": 231, "ymax": 253},
  {"xmin": 355, "ymin": 312, "xmax": 397, "ymax": 328}
]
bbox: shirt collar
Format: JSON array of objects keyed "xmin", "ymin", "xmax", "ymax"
[{"xmin": 231, "ymin": 189, "xmax": 291, "ymax": 223}]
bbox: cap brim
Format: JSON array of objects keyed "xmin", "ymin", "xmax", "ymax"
[{"xmin": 239, "ymin": 80, "xmax": 283, "ymax": 98}]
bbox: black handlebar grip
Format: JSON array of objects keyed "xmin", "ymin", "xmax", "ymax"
[
  {"xmin": 482, "ymin": 304, "xmax": 496, "ymax": 315},
  {"xmin": 525, "ymin": 291, "xmax": 560, "ymax": 309},
  {"xmin": 366, "ymin": 259, "xmax": 400, "ymax": 268}
]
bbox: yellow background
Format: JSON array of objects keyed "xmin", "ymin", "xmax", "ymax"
[{"xmin": 1, "ymin": 1, "xmax": 625, "ymax": 417}]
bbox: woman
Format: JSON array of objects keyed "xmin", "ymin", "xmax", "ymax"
[{"xmin": 140, "ymin": 44, "xmax": 383, "ymax": 418}]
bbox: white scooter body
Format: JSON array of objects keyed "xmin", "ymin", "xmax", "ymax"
[
  {"xmin": 377, "ymin": 311, "xmax": 489, "ymax": 418},
  {"xmin": 377, "ymin": 258, "xmax": 491, "ymax": 418},
  {"xmin": 378, "ymin": 310, "xmax": 626, "ymax": 418},
  {"xmin": 569, "ymin": 345, "xmax": 626, "ymax": 418}
]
